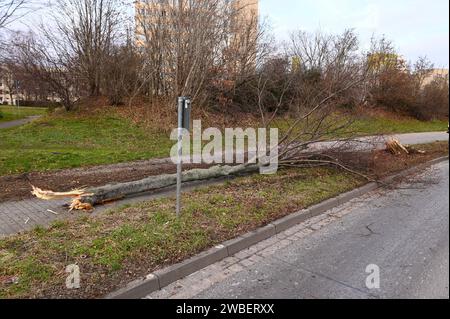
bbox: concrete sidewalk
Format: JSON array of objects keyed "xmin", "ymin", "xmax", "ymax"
[
  {"xmin": 0, "ymin": 131, "xmax": 447, "ymax": 237},
  {"xmin": 0, "ymin": 177, "xmax": 231, "ymax": 237},
  {"xmin": 309, "ymin": 131, "xmax": 449, "ymax": 152}
]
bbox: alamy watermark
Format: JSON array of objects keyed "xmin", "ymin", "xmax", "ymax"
[
  {"xmin": 66, "ymin": 264, "xmax": 81, "ymax": 289},
  {"xmin": 365, "ymin": 264, "xmax": 381, "ymax": 290},
  {"xmin": 170, "ymin": 120, "xmax": 279, "ymax": 175}
]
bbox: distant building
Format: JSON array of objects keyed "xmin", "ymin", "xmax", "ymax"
[
  {"xmin": 134, "ymin": 0, "xmax": 259, "ymax": 94},
  {"xmin": 135, "ymin": 0, "xmax": 259, "ymax": 49},
  {"xmin": 0, "ymin": 68, "xmax": 60, "ymax": 106},
  {"xmin": 233, "ymin": 0, "xmax": 259, "ymax": 31},
  {"xmin": 0, "ymin": 75, "xmax": 20, "ymax": 106},
  {"xmin": 422, "ymin": 68, "xmax": 449, "ymax": 88}
]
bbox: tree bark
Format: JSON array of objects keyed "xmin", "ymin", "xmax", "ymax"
[{"xmin": 81, "ymin": 164, "xmax": 259, "ymax": 205}]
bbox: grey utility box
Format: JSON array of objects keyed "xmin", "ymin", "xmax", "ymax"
[{"xmin": 178, "ymin": 97, "xmax": 192, "ymax": 131}]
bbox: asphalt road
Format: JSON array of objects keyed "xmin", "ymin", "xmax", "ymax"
[{"xmin": 150, "ymin": 160, "xmax": 449, "ymax": 299}]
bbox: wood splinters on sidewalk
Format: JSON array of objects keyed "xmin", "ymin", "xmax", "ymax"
[
  {"xmin": 31, "ymin": 185, "xmax": 94, "ymax": 212},
  {"xmin": 386, "ymin": 139, "xmax": 410, "ymax": 155},
  {"xmin": 405, "ymin": 146, "xmax": 426, "ymax": 155},
  {"xmin": 31, "ymin": 185, "xmax": 91, "ymax": 200},
  {"xmin": 386, "ymin": 139, "xmax": 426, "ymax": 156},
  {"xmin": 69, "ymin": 199, "xmax": 94, "ymax": 212}
]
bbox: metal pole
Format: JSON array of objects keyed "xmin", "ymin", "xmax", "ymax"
[
  {"xmin": 176, "ymin": 97, "xmax": 184, "ymax": 217},
  {"xmin": 16, "ymin": 81, "xmax": 20, "ymax": 110}
]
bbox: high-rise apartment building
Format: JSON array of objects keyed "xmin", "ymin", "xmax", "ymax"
[
  {"xmin": 134, "ymin": 0, "xmax": 259, "ymax": 46},
  {"xmin": 134, "ymin": 0, "xmax": 259, "ymax": 95}
]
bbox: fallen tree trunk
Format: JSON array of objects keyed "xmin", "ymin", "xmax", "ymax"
[{"xmin": 81, "ymin": 164, "xmax": 259, "ymax": 205}]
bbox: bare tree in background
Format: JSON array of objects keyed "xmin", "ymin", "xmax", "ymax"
[
  {"xmin": 419, "ymin": 74, "xmax": 449, "ymax": 120},
  {"xmin": 412, "ymin": 56, "xmax": 434, "ymax": 92},
  {"xmin": 12, "ymin": 32, "xmax": 81, "ymax": 110},
  {"xmin": 7, "ymin": 0, "xmax": 126, "ymax": 110},
  {"xmin": 135, "ymin": 0, "xmax": 262, "ymax": 109},
  {"xmin": 250, "ymin": 29, "xmax": 372, "ymax": 175},
  {"xmin": 0, "ymin": 61, "xmax": 16, "ymax": 103},
  {"xmin": 103, "ymin": 29, "xmax": 143, "ymax": 106},
  {"xmin": 45, "ymin": 0, "xmax": 124, "ymax": 97},
  {"xmin": 366, "ymin": 36, "xmax": 448, "ymax": 120},
  {"xmin": 0, "ymin": 0, "xmax": 28, "ymax": 29}
]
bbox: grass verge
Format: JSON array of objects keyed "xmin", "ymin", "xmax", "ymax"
[
  {"xmin": 0, "ymin": 110, "xmax": 172, "ymax": 176},
  {"xmin": 347, "ymin": 116, "xmax": 447, "ymax": 135},
  {"xmin": 273, "ymin": 113, "xmax": 447, "ymax": 138},
  {"xmin": 0, "ymin": 142, "xmax": 447, "ymax": 299},
  {"xmin": 0, "ymin": 106, "xmax": 48, "ymax": 123}
]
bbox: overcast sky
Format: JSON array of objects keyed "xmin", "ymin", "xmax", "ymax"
[{"xmin": 260, "ymin": 0, "xmax": 449, "ymax": 67}]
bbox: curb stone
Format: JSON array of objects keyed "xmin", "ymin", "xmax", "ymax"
[
  {"xmin": 106, "ymin": 156, "xmax": 449, "ymax": 299},
  {"xmin": 335, "ymin": 183, "xmax": 379, "ymax": 205},
  {"xmin": 270, "ymin": 209, "xmax": 312, "ymax": 234},
  {"xmin": 155, "ymin": 245, "xmax": 228, "ymax": 288},
  {"xmin": 108, "ymin": 274, "xmax": 160, "ymax": 299},
  {"xmin": 381, "ymin": 156, "xmax": 449, "ymax": 184},
  {"xmin": 224, "ymin": 224, "xmax": 276, "ymax": 256}
]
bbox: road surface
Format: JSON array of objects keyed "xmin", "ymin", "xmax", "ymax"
[{"xmin": 148, "ymin": 160, "xmax": 449, "ymax": 299}]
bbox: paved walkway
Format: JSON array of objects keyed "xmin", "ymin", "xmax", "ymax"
[
  {"xmin": 0, "ymin": 198, "xmax": 68, "ymax": 236},
  {"xmin": 0, "ymin": 132, "xmax": 448, "ymax": 237},
  {"xmin": 0, "ymin": 116, "xmax": 41, "ymax": 129},
  {"xmin": 309, "ymin": 132, "xmax": 449, "ymax": 152},
  {"xmin": 0, "ymin": 177, "xmax": 231, "ymax": 237}
]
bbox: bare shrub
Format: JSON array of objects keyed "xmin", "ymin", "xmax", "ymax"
[
  {"xmin": 416, "ymin": 76, "xmax": 449, "ymax": 120},
  {"xmin": 12, "ymin": 32, "xmax": 81, "ymax": 111},
  {"xmin": 135, "ymin": 0, "xmax": 262, "ymax": 110}
]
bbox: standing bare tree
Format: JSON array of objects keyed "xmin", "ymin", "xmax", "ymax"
[
  {"xmin": 12, "ymin": 32, "xmax": 81, "ymax": 110},
  {"xmin": 252, "ymin": 29, "xmax": 371, "ymax": 171},
  {"xmin": 8, "ymin": 0, "xmax": 126, "ymax": 110},
  {"xmin": 412, "ymin": 56, "xmax": 434, "ymax": 93},
  {"xmin": 103, "ymin": 29, "xmax": 143, "ymax": 106},
  {"xmin": 43, "ymin": 0, "xmax": 125, "ymax": 97},
  {"xmin": 135, "ymin": 0, "xmax": 262, "ymax": 109},
  {"xmin": 0, "ymin": 0, "xmax": 29, "ymax": 29}
]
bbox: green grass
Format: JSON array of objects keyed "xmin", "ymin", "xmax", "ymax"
[
  {"xmin": 0, "ymin": 111, "xmax": 173, "ymax": 176},
  {"xmin": 273, "ymin": 113, "xmax": 447, "ymax": 138},
  {"xmin": 0, "ymin": 166, "xmax": 363, "ymax": 298},
  {"xmin": 0, "ymin": 106, "xmax": 48, "ymax": 123},
  {"xmin": 347, "ymin": 116, "xmax": 447, "ymax": 135}
]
